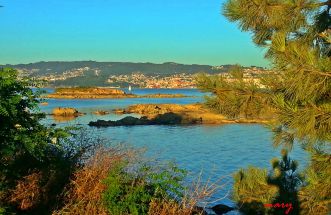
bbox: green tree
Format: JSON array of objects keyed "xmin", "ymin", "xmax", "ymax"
[
  {"xmin": 201, "ymin": 0, "xmax": 331, "ymax": 214},
  {"xmin": 223, "ymin": 0, "xmax": 331, "ymax": 146},
  {"xmin": 196, "ymin": 65, "xmax": 273, "ymax": 119},
  {"xmin": 0, "ymin": 68, "xmax": 48, "ymax": 182},
  {"xmin": 233, "ymin": 150, "xmax": 302, "ymax": 214},
  {"xmin": 0, "ymin": 68, "xmax": 93, "ymax": 214}
]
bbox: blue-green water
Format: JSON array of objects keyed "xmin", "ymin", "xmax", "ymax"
[{"xmin": 39, "ymin": 88, "xmax": 309, "ymax": 214}]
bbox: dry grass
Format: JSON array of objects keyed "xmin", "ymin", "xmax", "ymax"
[
  {"xmin": 53, "ymin": 146, "xmax": 135, "ymax": 215},
  {"xmin": 50, "ymin": 142, "xmax": 228, "ymax": 215},
  {"xmin": 9, "ymin": 172, "xmax": 42, "ymax": 211},
  {"xmin": 148, "ymin": 199, "xmax": 194, "ymax": 215},
  {"xmin": 148, "ymin": 172, "xmax": 229, "ymax": 215}
]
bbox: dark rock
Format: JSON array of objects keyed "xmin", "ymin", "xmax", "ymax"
[
  {"xmin": 89, "ymin": 113, "xmax": 183, "ymax": 127},
  {"xmin": 152, "ymin": 112, "xmax": 182, "ymax": 125},
  {"xmin": 88, "ymin": 119, "xmax": 118, "ymax": 127},
  {"xmin": 211, "ymin": 204, "xmax": 234, "ymax": 215},
  {"xmin": 116, "ymin": 116, "xmax": 140, "ymax": 126}
]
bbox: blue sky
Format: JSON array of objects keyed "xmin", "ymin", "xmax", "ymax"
[{"xmin": 0, "ymin": 0, "xmax": 268, "ymax": 66}]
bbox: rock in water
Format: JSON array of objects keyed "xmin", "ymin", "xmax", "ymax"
[
  {"xmin": 52, "ymin": 107, "xmax": 83, "ymax": 116},
  {"xmin": 152, "ymin": 112, "xmax": 182, "ymax": 125},
  {"xmin": 117, "ymin": 116, "xmax": 140, "ymax": 126},
  {"xmin": 89, "ymin": 113, "xmax": 184, "ymax": 127},
  {"xmin": 93, "ymin": 110, "xmax": 110, "ymax": 115},
  {"xmin": 211, "ymin": 204, "xmax": 234, "ymax": 214}
]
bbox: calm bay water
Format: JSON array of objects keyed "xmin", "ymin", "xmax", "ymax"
[{"xmin": 39, "ymin": 88, "xmax": 309, "ymax": 214}]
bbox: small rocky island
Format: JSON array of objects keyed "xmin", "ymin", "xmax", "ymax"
[
  {"xmin": 45, "ymin": 87, "xmax": 188, "ymax": 99},
  {"xmin": 51, "ymin": 107, "xmax": 85, "ymax": 123}
]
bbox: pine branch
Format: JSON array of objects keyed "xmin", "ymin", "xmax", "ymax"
[{"xmin": 305, "ymin": 69, "xmax": 331, "ymax": 77}]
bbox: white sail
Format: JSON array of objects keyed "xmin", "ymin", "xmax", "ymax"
[{"xmin": 128, "ymin": 85, "xmax": 132, "ymax": 91}]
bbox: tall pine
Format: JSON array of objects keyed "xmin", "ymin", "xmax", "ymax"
[
  {"xmin": 223, "ymin": 0, "xmax": 331, "ymax": 146},
  {"xmin": 196, "ymin": 0, "xmax": 331, "ymax": 214}
]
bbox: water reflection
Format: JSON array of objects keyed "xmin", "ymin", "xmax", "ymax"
[{"xmin": 52, "ymin": 115, "xmax": 78, "ymax": 123}]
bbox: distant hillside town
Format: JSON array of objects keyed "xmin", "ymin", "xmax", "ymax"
[{"xmin": 1, "ymin": 61, "xmax": 268, "ymax": 88}]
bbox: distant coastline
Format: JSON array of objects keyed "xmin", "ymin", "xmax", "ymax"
[{"xmin": 3, "ymin": 61, "xmax": 267, "ymax": 88}]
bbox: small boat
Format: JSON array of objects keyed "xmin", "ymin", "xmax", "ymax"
[{"xmin": 128, "ymin": 85, "xmax": 132, "ymax": 91}]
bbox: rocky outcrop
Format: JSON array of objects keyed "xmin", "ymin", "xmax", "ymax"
[
  {"xmin": 124, "ymin": 104, "xmax": 186, "ymax": 115},
  {"xmin": 88, "ymin": 113, "xmax": 192, "ymax": 127},
  {"xmin": 114, "ymin": 104, "xmax": 228, "ymax": 124},
  {"xmin": 93, "ymin": 110, "xmax": 110, "ymax": 115},
  {"xmin": 114, "ymin": 103, "xmax": 270, "ymax": 124},
  {"xmin": 52, "ymin": 107, "xmax": 83, "ymax": 116},
  {"xmin": 52, "ymin": 107, "xmax": 84, "ymax": 122},
  {"xmin": 211, "ymin": 204, "xmax": 235, "ymax": 215}
]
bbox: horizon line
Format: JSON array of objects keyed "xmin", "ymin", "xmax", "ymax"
[{"xmin": 0, "ymin": 60, "xmax": 267, "ymax": 68}]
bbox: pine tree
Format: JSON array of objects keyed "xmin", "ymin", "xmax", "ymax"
[
  {"xmin": 233, "ymin": 150, "xmax": 302, "ymax": 214},
  {"xmin": 196, "ymin": 65, "xmax": 274, "ymax": 120},
  {"xmin": 215, "ymin": 0, "xmax": 331, "ymax": 214},
  {"xmin": 223, "ymin": 0, "xmax": 331, "ymax": 146}
]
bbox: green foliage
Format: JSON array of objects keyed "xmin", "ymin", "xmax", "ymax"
[
  {"xmin": 223, "ymin": 1, "xmax": 331, "ymax": 213},
  {"xmin": 0, "ymin": 68, "xmax": 96, "ymax": 214},
  {"xmin": 196, "ymin": 65, "xmax": 272, "ymax": 119},
  {"xmin": 299, "ymin": 150, "xmax": 331, "ymax": 214},
  {"xmin": 0, "ymin": 68, "xmax": 48, "ymax": 182},
  {"xmin": 0, "ymin": 207, "xmax": 5, "ymax": 215},
  {"xmin": 223, "ymin": 0, "xmax": 331, "ymax": 147},
  {"xmin": 233, "ymin": 150, "xmax": 302, "ymax": 214},
  {"xmin": 233, "ymin": 166, "xmax": 276, "ymax": 206},
  {"xmin": 103, "ymin": 163, "xmax": 152, "ymax": 215},
  {"xmin": 102, "ymin": 162, "xmax": 186, "ymax": 215}
]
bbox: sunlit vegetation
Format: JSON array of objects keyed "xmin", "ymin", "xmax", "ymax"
[
  {"xmin": 196, "ymin": 0, "xmax": 331, "ymax": 214},
  {"xmin": 196, "ymin": 65, "xmax": 274, "ymax": 120}
]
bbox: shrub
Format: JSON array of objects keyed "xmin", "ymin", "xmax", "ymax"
[
  {"xmin": 9, "ymin": 172, "xmax": 42, "ymax": 211},
  {"xmin": 233, "ymin": 150, "xmax": 303, "ymax": 214},
  {"xmin": 53, "ymin": 146, "xmax": 127, "ymax": 215},
  {"xmin": 102, "ymin": 162, "xmax": 187, "ymax": 215}
]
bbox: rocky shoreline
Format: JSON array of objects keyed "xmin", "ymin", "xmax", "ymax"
[
  {"xmin": 89, "ymin": 103, "xmax": 270, "ymax": 127},
  {"xmin": 49, "ymin": 103, "xmax": 270, "ymax": 126}
]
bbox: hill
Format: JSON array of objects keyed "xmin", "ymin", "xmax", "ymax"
[{"xmin": 0, "ymin": 61, "xmax": 264, "ymax": 87}]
